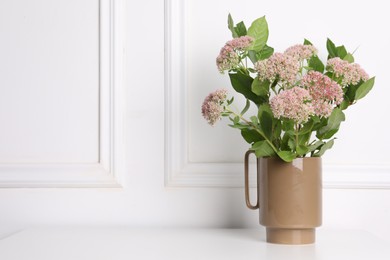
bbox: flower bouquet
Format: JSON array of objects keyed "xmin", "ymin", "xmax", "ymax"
[{"xmin": 202, "ymin": 14, "xmax": 375, "ymax": 162}]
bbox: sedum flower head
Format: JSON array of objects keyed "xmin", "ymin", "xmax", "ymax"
[
  {"xmin": 216, "ymin": 36, "xmax": 254, "ymax": 73},
  {"xmin": 201, "ymin": 89, "xmax": 228, "ymax": 126},
  {"xmin": 226, "ymin": 36, "xmax": 254, "ymax": 50},
  {"xmin": 284, "ymin": 44, "xmax": 318, "ymax": 61},
  {"xmin": 216, "ymin": 45, "xmax": 240, "ymax": 73},
  {"xmin": 270, "ymin": 87, "xmax": 314, "ymax": 124},
  {"xmin": 327, "ymin": 57, "xmax": 369, "ymax": 86},
  {"xmin": 311, "ymin": 100, "xmax": 334, "ymax": 119},
  {"xmin": 255, "ymin": 53, "xmax": 300, "ymax": 86},
  {"xmin": 301, "ymin": 71, "xmax": 343, "ymax": 118}
]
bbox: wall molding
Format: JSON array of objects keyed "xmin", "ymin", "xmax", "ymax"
[
  {"xmin": 164, "ymin": 0, "xmax": 390, "ymax": 189},
  {"xmin": 0, "ymin": 0, "xmax": 125, "ymax": 188}
]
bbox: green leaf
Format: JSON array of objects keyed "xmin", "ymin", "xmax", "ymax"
[
  {"xmin": 296, "ymin": 145, "xmax": 309, "ymax": 156},
  {"xmin": 228, "ymin": 14, "xmax": 238, "ymax": 38},
  {"xmin": 251, "ymin": 78, "xmax": 262, "ymax": 96},
  {"xmin": 322, "ymin": 128, "xmax": 339, "ymax": 140},
  {"xmin": 250, "ymin": 116, "xmax": 259, "ymax": 125},
  {"xmin": 233, "ymin": 116, "xmax": 240, "ymax": 124},
  {"xmin": 282, "ymin": 119, "xmax": 295, "ymax": 131},
  {"xmin": 235, "ymin": 21, "xmax": 247, "ymax": 37},
  {"xmin": 317, "ymin": 108, "xmax": 345, "ymax": 139},
  {"xmin": 229, "ymin": 123, "xmax": 249, "ymax": 129},
  {"xmin": 273, "ymin": 121, "xmax": 282, "ymax": 142},
  {"xmin": 252, "ymin": 140, "xmax": 275, "ymax": 157},
  {"xmin": 355, "ymin": 77, "xmax": 375, "ymax": 100},
  {"xmin": 336, "ymin": 45, "xmax": 347, "ymax": 59},
  {"xmin": 247, "ymin": 45, "xmax": 274, "ymax": 63},
  {"xmin": 257, "ymin": 103, "xmax": 273, "ymax": 120},
  {"xmin": 346, "ymin": 84, "xmax": 359, "ymax": 102},
  {"xmin": 339, "ymin": 101, "xmax": 349, "ymax": 110},
  {"xmin": 308, "ymin": 56, "xmax": 325, "ymax": 73},
  {"xmin": 241, "ymin": 99, "xmax": 250, "ymax": 115},
  {"xmin": 277, "ymin": 151, "xmax": 297, "ymax": 162},
  {"xmin": 247, "ymin": 16, "xmax": 269, "ymax": 51},
  {"xmin": 247, "ymin": 50, "xmax": 258, "ymax": 64},
  {"xmin": 326, "ymin": 38, "xmax": 337, "ymax": 58},
  {"xmin": 287, "ymin": 138, "xmax": 295, "ymax": 150},
  {"xmin": 241, "ymin": 128, "xmax": 263, "ymax": 144},
  {"xmin": 325, "ymin": 71, "xmax": 333, "ymax": 78},
  {"xmin": 260, "ymin": 110, "xmax": 273, "ymax": 140},
  {"xmin": 227, "ymin": 96, "xmax": 234, "ymax": 105},
  {"xmin": 304, "ymin": 38, "xmax": 313, "ymax": 45},
  {"xmin": 299, "ymin": 120, "xmax": 314, "ymax": 135},
  {"xmin": 281, "ymin": 133, "xmax": 290, "ymax": 150},
  {"xmin": 298, "ymin": 132, "xmax": 311, "ymax": 146},
  {"xmin": 343, "ymin": 53, "xmax": 354, "ymax": 63},
  {"xmin": 314, "ymin": 139, "xmax": 335, "ymax": 157},
  {"xmin": 229, "ymin": 72, "xmax": 265, "ymax": 105},
  {"xmin": 339, "ymin": 97, "xmax": 350, "ymax": 110},
  {"xmin": 307, "ymin": 140, "xmax": 324, "ymax": 153},
  {"xmin": 311, "ymin": 115, "xmax": 321, "ymax": 124},
  {"xmin": 258, "ymin": 45, "xmax": 274, "ymax": 60},
  {"xmin": 326, "ymin": 108, "xmax": 346, "ymax": 131},
  {"xmin": 251, "ymin": 78, "xmax": 270, "ymax": 96}
]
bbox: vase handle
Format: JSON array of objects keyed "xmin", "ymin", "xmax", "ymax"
[{"xmin": 244, "ymin": 150, "xmax": 259, "ymax": 210}]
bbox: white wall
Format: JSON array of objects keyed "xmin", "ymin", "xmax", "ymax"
[
  {"xmin": 0, "ymin": 0, "xmax": 390, "ymax": 244},
  {"xmin": 0, "ymin": 0, "xmax": 99, "ymax": 163}
]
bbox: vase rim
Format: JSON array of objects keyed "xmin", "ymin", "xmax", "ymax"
[{"xmin": 259, "ymin": 156, "xmax": 322, "ymax": 162}]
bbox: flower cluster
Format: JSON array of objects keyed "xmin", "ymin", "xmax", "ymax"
[
  {"xmin": 216, "ymin": 36, "xmax": 254, "ymax": 73},
  {"xmin": 216, "ymin": 45, "xmax": 240, "ymax": 73},
  {"xmin": 201, "ymin": 89, "xmax": 228, "ymax": 126},
  {"xmin": 255, "ymin": 52, "xmax": 299, "ymax": 85},
  {"xmin": 284, "ymin": 44, "xmax": 317, "ymax": 61},
  {"xmin": 270, "ymin": 87, "xmax": 314, "ymax": 124},
  {"xmin": 327, "ymin": 57, "xmax": 369, "ymax": 86},
  {"xmin": 301, "ymin": 71, "xmax": 344, "ymax": 117},
  {"xmin": 254, "ymin": 44, "xmax": 316, "ymax": 87},
  {"xmin": 226, "ymin": 36, "xmax": 254, "ymax": 49}
]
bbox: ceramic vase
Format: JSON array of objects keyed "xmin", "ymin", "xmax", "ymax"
[{"xmin": 244, "ymin": 151, "xmax": 322, "ymax": 244}]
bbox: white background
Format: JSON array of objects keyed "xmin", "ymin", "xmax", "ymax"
[
  {"xmin": 0, "ymin": 0, "xmax": 99, "ymax": 163},
  {"xmin": 1, "ymin": 0, "xmax": 390, "ymax": 244}
]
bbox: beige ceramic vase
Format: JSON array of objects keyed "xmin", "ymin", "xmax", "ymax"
[{"xmin": 244, "ymin": 151, "xmax": 322, "ymax": 244}]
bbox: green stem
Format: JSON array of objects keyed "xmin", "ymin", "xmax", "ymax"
[
  {"xmin": 238, "ymin": 66, "xmax": 248, "ymax": 75},
  {"xmin": 295, "ymin": 124, "xmax": 300, "ymax": 150},
  {"xmin": 226, "ymin": 108, "xmax": 278, "ymax": 154}
]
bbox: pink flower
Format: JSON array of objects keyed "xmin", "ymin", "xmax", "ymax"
[
  {"xmin": 255, "ymin": 53, "xmax": 299, "ymax": 86},
  {"xmin": 201, "ymin": 89, "xmax": 228, "ymax": 126},
  {"xmin": 311, "ymin": 101, "xmax": 334, "ymax": 118},
  {"xmin": 284, "ymin": 44, "xmax": 318, "ymax": 61},
  {"xmin": 226, "ymin": 36, "xmax": 254, "ymax": 50},
  {"xmin": 327, "ymin": 57, "xmax": 369, "ymax": 85},
  {"xmin": 216, "ymin": 36, "xmax": 254, "ymax": 73},
  {"xmin": 216, "ymin": 45, "xmax": 240, "ymax": 73},
  {"xmin": 301, "ymin": 71, "xmax": 343, "ymax": 117},
  {"xmin": 270, "ymin": 87, "xmax": 314, "ymax": 124},
  {"xmin": 326, "ymin": 57, "xmax": 348, "ymax": 77}
]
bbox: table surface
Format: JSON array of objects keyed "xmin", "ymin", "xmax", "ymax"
[{"xmin": 0, "ymin": 227, "xmax": 389, "ymax": 260}]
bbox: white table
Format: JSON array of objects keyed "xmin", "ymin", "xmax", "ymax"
[{"xmin": 0, "ymin": 228, "xmax": 389, "ymax": 259}]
